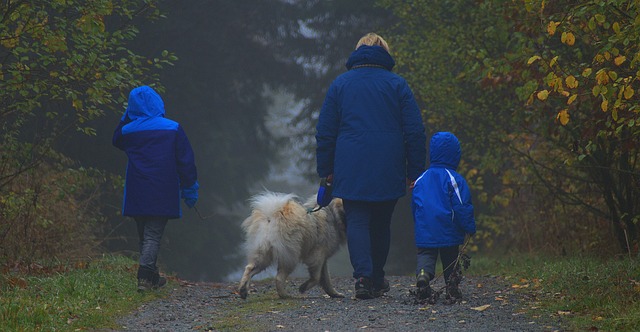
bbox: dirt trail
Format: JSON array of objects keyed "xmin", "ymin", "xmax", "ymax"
[{"xmin": 111, "ymin": 275, "xmax": 564, "ymax": 331}]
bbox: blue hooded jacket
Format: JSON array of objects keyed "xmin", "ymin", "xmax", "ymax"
[
  {"xmin": 412, "ymin": 132, "xmax": 476, "ymax": 247},
  {"xmin": 112, "ymin": 86, "xmax": 198, "ymax": 218},
  {"xmin": 316, "ymin": 45, "xmax": 426, "ymax": 201}
]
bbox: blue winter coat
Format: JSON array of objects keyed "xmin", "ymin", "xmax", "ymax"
[
  {"xmin": 112, "ymin": 86, "xmax": 198, "ymax": 219},
  {"xmin": 412, "ymin": 132, "xmax": 476, "ymax": 248},
  {"xmin": 316, "ymin": 45, "xmax": 426, "ymax": 201}
]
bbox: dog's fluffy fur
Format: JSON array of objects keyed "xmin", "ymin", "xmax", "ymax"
[{"xmin": 238, "ymin": 191, "xmax": 346, "ymax": 299}]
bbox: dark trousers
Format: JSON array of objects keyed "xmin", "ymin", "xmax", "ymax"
[
  {"xmin": 343, "ymin": 199, "xmax": 397, "ymax": 287},
  {"xmin": 416, "ymin": 246, "xmax": 459, "ymax": 283},
  {"xmin": 135, "ymin": 216, "xmax": 168, "ymax": 274}
]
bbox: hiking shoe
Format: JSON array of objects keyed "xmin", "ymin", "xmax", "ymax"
[
  {"xmin": 153, "ymin": 275, "xmax": 167, "ymax": 289},
  {"xmin": 152, "ymin": 270, "xmax": 167, "ymax": 289},
  {"xmin": 373, "ymin": 279, "xmax": 390, "ymax": 297},
  {"xmin": 137, "ymin": 278, "xmax": 153, "ymax": 292},
  {"xmin": 355, "ymin": 277, "xmax": 374, "ymax": 300},
  {"xmin": 416, "ymin": 270, "xmax": 432, "ymax": 300}
]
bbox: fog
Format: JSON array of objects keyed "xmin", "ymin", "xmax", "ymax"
[{"xmin": 66, "ymin": 1, "xmax": 416, "ymax": 282}]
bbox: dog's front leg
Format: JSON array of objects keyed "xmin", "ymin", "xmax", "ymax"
[
  {"xmin": 275, "ymin": 265, "xmax": 295, "ymax": 299},
  {"xmin": 299, "ymin": 263, "xmax": 321, "ymax": 294},
  {"xmin": 320, "ymin": 260, "xmax": 344, "ymax": 298}
]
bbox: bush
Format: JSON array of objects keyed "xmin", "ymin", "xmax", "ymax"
[{"xmin": 0, "ymin": 145, "xmax": 116, "ymax": 266}]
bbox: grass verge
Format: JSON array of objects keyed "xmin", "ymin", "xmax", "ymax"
[
  {"xmin": 469, "ymin": 253, "xmax": 640, "ymax": 331},
  {"xmin": 207, "ymin": 283, "xmax": 299, "ymax": 332},
  {"xmin": 0, "ymin": 255, "xmax": 167, "ymax": 331}
]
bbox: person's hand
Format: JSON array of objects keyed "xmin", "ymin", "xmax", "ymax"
[
  {"xmin": 181, "ymin": 181, "xmax": 199, "ymax": 209},
  {"xmin": 326, "ymin": 174, "xmax": 333, "ymax": 184},
  {"xmin": 184, "ymin": 197, "xmax": 197, "ymax": 208}
]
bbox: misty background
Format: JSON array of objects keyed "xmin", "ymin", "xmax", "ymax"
[{"xmin": 58, "ymin": 1, "xmax": 419, "ymax": 282}]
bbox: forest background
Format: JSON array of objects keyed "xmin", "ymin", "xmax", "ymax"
[{"xmin": 1, "ymin": 0, "xmax": 639, "ymax": 283}]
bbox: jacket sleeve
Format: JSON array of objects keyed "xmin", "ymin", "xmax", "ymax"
[
  {"xmin": 450, "ymin": 173, "xmax": 476, "ymax": 235},
  {"xmin": 316, "ymin": 83, "xmax": 340, "ymax": 178},
  {"xmin": 112, "ymin": 112, "xmax": 133, "ymax": 150},
  {"xmin": 400, "ymin": 82, "xmax": 427, "ymax": 181},
  {"xmin": 175, "ymin": 125, "xmax": 198, "ymax": 189}
]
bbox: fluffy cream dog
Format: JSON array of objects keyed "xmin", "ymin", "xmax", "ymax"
[{"xmin": 238, "ymin": 191, "xmax": 346, "ymax": 299}]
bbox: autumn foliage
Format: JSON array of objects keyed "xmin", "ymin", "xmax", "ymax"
[{"xmin": 381, "ymin": 0, "xmax": 639, "ymax": 255}]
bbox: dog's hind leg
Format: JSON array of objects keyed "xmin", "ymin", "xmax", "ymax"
[
  {"xmin": 319, "ymin": 260, "xmax": 344, "ymax": 298},
  {"xmin": 238, "ymin": 253, "xmax": 271, "ymax": 299}
]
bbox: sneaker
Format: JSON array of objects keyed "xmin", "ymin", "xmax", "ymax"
[
  {"xmin": 373, "ymin": 279, "xmax": 390, "ymax": 297},
  {"xmin": 355, "ymin": 277, "xmax": 374, "ymax": 300}
]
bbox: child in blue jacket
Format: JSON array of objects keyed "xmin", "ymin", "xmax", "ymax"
[
  {"xmin": 412, "ymin": 132, "xmax": 475, "ymax": 302},
  {"xmin": 113, "ymin": 85, "xmax": 199, "ymax": 291}
]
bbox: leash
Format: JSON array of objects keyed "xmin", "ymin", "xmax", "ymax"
[
  {"xmin": 307, "ymin": 206, "xmax": 322, "ymax": 214},
  {"xmin": 193, "ymin": 205, "xmax": 215, "ymax": 220}
]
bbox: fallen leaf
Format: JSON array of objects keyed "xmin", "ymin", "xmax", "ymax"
[
  {"xmin": 471, "ymin": 304, "xmax": 491, "ymax": 311},
  {"xmin": 557, "ymin": 310, "xmax": 572, "ymax": 315}
]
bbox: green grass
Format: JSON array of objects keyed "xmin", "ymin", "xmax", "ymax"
[
  {"xmin": 0, "ymin": 255, "xmax": 168, "ymax": 332},
  {"xmin": 208, "ymin": 286, "xmax": 299, "ymax": 332},
  {"xmin": 468, "ymin": 253, "xmax": 640, "ymax": 331}
]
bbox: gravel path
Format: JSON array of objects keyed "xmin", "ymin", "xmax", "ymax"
[{"xmin": 111, "ymin": 274, "xmax": 565, "ymax": 331}]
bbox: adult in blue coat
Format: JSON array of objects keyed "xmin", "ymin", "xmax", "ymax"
[
  {"xmin": 316, "ymin": 33, "xmax": 427, "ymax": 299},
  {"xmin": 113, "ymin": 85, "xmax": 199, "ymax": 291},
  {"xmin": 412, "ymin": 132, "xmax": 476, "ymax": 301}
]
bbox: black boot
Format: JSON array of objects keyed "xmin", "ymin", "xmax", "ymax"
[
  {"xmin": 152, "ymin": 269, "xmax": 167, "ymax": 289},
  {"xmin": 137, "ymin": 266, "xmax": 155, "ymax": 292},
  {"xmin": 416, "ymin": 269, "xmax": 432, "ymax": 300}
]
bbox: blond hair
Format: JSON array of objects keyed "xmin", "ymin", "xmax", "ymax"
[{"xmin": 355, "ymin": 33, "xmax": 389, "ymax": 52}]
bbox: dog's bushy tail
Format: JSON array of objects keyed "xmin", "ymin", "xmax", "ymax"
[{"xmin": 241, "ymin": 192, "xmax": 304, "ymax": 268}]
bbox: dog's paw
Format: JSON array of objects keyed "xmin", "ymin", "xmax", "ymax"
[
  {"xmin": 277, "ymin": 293, "xmax": 293, "ymax": 299},
  {"xmin": 328, "ymin": 292, "xmax": 345, "ymax": 298},
  {"xmin": 239, "ymin": 287, "xmax": 248, "ymax": 299}
]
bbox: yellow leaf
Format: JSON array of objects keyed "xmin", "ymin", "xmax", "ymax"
[
  {"xmin": 547, "ymin": 21, "xmax": 560, "ymax": 35},
  {"xmin": 561, "ymin": 32, "xmax": 575, "ymax": 46},
  {"xmin": 557, "ymin": 110, "xmax": 570, "ymax": 126},
  {"xmin": 601, "ymin": 98, "xmax": 608, "ymax": 112},
  {"xmin": 72, "ymin": 99, "xmax": 83, "ymax": 110},
  {"xmin": 550, "ymin": 56, "xmax": 559, "ymax": 67},
  {"xmin": 613, "ymin": 22, "xmax": 621, "ymax": 34},
  {"xmin": 582, "ymin": 68, "xmax": 592, "ymax": 77},
  {"xmin": 527, "ymin": 55, "xmax": 542, "ymax": 65},
  {"xmin": 624, "ymin": 86, "xmax": 634, "ymax": 99},
  {"xmin": 565, "ymin": 75, "xmax": 578, "ymax": 89},
  {"xmin": 596, "ymin": 70, "xmax": 609, "ymax": 85},
  {"xmin": 614, "ymin": 55, "xmax": 626, "ymax": 66},
  {"xmin": 471, "ymin": 304, "xmax": 491, "ymax": 311},
  {"xmin": 557, "ymin": 310, "xmax": 572, "ymax": 316},
  {"xmin": 567, "ymin": 94, "xmax": 577, "ymax": 105},
  {"xmin": 537, "ymin": 90, "xmax": 549, "ymax": 101}
]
